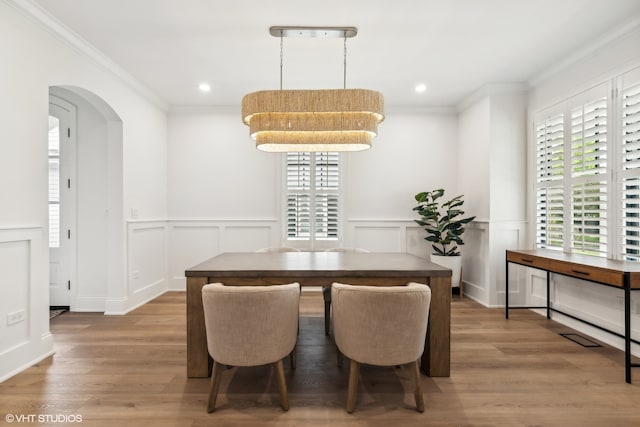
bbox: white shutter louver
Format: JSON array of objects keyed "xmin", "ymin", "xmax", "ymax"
[
  {"xmin": 621, "ymin": 82, "xmax": 640, "ymax": 260},
  {"xmin": 315, "ymin": 152, "xmax": 339, "ymax": 240},
  {"xmin": 536, "ymin": 114, "xmax": 564, "ymax": 182},
  {"xmin": 535, "ymin": 113, "xmax": 564, "ymax": 250},
  {"xmin": 570, "ymin": 97, "xmax": 608, "ymax": 256},
  {"xmin": 536, "ymin": 186, "xmax": 564, "ymax": 249}
]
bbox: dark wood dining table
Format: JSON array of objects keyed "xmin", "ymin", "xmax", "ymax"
[{"xmin": 185, "ymin": 251, "xmax": 452, "ymax": 378}]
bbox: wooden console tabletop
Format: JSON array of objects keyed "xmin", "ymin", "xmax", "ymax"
[
  {"xmin": 185, "ymin": 252, "xmax": 452, "ymax": 378},
  {"xmin": 505, "ymin": 248, "xmax": 640, "ymax": 383}
]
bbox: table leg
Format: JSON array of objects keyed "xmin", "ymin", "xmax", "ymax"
[
  {"xmin": 505, "ymin": 258, "xmax": 509, "ymax": 319},
  {"xmin": 187, "ymin": 276, "xmax": 212, "ymax": 378},
  {"xmin": 625, "ymin": 272, "xmax": 631, "ymax": 384},
  {"xmin": 422, "ymin": 275, "xmax": 451, "ymax": 376}
]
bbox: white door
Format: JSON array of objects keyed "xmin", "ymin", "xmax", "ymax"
[{"xmin": 49, "ymin": 96, "xmax": 76, "ymax": 307}]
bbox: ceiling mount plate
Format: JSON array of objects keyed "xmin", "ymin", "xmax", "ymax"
[{"xmin": 269, "ymin": 26, "xmax": 357, "ymax": 38}]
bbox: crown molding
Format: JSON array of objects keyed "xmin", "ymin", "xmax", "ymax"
[
  {"xmin": 528, "ymin": 13, "xmax": 640, "ymax": 87},
  {"xmin": 456, "ymin": 82, "xmax": 529, "ymax": 113},
  {"xmin": 6, "ymin": 0, "xmax": 169, "ymax": 111}
]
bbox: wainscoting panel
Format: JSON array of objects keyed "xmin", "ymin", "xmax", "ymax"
[
  {"xmin": 461, "ymin": 222, "xmax": 489, "ymax": 303},
  {"xmin": 170, "ymin": 225, "xmax": 220, "ymax": 289},
  {"xmin": 223, "ymin": 225, "xmax": 272, "ymax": 252},
  {"xmin": 347, "ymin": 220, "xmax": 413, "ymax": 253},
  {"xmin": 0, "ymin": 227, "xmax": 53, "ymax": 382},
  {"xmin": 126, "ymin": 221, "xmax": 168, "ymax": 312},
  {"xmin": 168, "ymin": 220, "xmax": 277, "ymax": 290},
  {"xmin": 0, "ymin": 239, "xmax": 30, "ymax": 353}
]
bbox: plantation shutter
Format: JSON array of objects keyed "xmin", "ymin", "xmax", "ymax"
[
  {"xmin": 286, "ymin": 152, "xmax": 311, "ymax": 239},
  {"xmin": 621, "ymin": 78, "xmax": 640, "ymax": 261},
  {"xmin": 314, "ymin": 152, "xmax": 340, "ymax": 239},
  {"xmin": 535, "ymin": 113, "xmax": 565, "ymax": 250},
  {"xmin": 286, "ymin": 152, "xmax": 340, "ymax": 241},
  {"xmin": 48, "ymin": 115, "xmax": 60, "ymax": 248},
  {"xmin": 570, "ymin": 96, "xmax": 608, "ymax": 256}
]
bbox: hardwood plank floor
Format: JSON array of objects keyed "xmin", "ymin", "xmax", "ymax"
[{"xmin": 1, "ymin": 291, "xmax": 639, "ymax": 426}]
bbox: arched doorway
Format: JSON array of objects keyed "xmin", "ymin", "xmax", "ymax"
[{"xmin": 48, "ymin": 86, "xmax": 123, "ymax": 312}]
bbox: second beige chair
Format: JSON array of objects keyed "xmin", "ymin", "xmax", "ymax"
[
  {"xmin": 331, "ymin": 282, "xmax": 431, "ymax": 413},
  {"xmin": 201, "ymin": 282, "xmax": 300, "ymax": 413},
  {"xmin": 322, "ymin": 248, "xmax": 369, "ymax": 335}
]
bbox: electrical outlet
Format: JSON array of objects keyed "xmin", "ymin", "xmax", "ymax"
[
  {"xmin": 131, "ymin": 270, "xmax": 140, "ymax": 280},
  {"xmin": 7, "ymin": 309, "xmax": 26, "ymax": 326}
]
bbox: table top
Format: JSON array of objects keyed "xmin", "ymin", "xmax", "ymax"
[
  {"xmin": 507, "ymin": 248, "xmax": 640, "ymax": 273},
  {"xmin": 185, "ymin": 252, "xmax": 452, "ymax": 278}
]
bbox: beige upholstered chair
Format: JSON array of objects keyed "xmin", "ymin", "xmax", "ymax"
[
  {"xmin": 256, "ymin": 246, "xmax": 301, "ymax": 253},
  {"xmin": 201, "ymin": 282, "xmax": 300, "ymax": 413},
  {"xmin": 322, "ymin": 248, "xmax": 369, "ymax": 335},
  {"xmin": 331, "ymin": 282, "xmax": 431, "ymax": 413}
]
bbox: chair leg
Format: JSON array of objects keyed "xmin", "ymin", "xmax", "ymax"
[
  {"xmin": 274, "ymin": 359, "xmax": 289, "ymax": 411},
  {"xmin": 207, "ymin": 361, "xmax": 223, "ymax": 413},
  {"xmin": 324, "ymin": 300, "xmax": 331, "ymax": 335},
  {"xmin": 411, "ymin": 359, "xmax": 425, "ymax": 413},
  {"xmin": 336, "ymin": 348, "xmax": 343, "ymax": 368},
  {"xmin": 346, "ymin": 359, "xmax": 360, "ymax": 413}
]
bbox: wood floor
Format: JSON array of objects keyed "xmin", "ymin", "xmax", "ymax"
[{"xmin": 1, "ymin": 292, "xmax": 640, "ymax": 426}]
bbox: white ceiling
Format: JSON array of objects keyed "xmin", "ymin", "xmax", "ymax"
[{"xmin": 32, "ymin": 0, "xmax": 640, "ymax": 108}]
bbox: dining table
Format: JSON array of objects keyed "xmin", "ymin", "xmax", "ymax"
[{"xmin": 185, "ymin": 251, "xmax": 452, "ymax": 378}]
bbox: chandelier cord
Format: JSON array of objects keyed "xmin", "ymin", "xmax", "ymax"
[
  {"xmin": 343, "ymin": 33, "xmax": 347, "ymax": 89},
  {"xmin": 279, "ymin": 32, "xmax": 284, "ymax": 90}
]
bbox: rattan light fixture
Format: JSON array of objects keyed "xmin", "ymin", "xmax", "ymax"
[{"xmin": 241, "ymin": 26, "xmax": 385, "ymax": 152}]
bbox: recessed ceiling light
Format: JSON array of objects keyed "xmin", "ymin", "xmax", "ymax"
[
  {"xmin": 415, "ymin": 83, "xmax": 427, "ymax": 93},
  {"xmin": 198, "ymin": 83, "xmax": 211, "ymax": 92}
]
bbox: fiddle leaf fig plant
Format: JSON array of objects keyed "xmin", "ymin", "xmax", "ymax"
[{"xmin": 413, "ymin": 189, "xmax": 476, "ymax": 256}]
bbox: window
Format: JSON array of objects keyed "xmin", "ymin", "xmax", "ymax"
[
  {"xmin": 534, "ymin": 67, "xmax": 640, "ymax": 261},
  {"xmin": 285, "ymin": 152, "xmax": 340, "ymax": 245},
  {"xmin": 49, "ymin": 115, "xmax": 60, "ymax": 248}
]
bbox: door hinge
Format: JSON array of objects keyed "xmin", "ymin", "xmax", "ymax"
[
  {"xmin": 67, "ymin": 128, "xmax": 71, "ymax": 138},
  {"xmin": 67, "ymin": 178, "xmax": 71, "ymax": 189},
  {"xmin": 67, "ymin": 229, "xmax": 71, "ymax": 239},
  {"xmin": 67, "ymin": 280, "xmax": 71, "ymax": 290}
]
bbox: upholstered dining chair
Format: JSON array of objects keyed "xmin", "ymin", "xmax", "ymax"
[
  {"xmin": 201, "ymin": 282, "xmax": 300, "ymax": 413},
  {"xmin": 331, "ymin": 282, "xmax": 431, "ymax": 413},
  {"xmin": 321, "ymin": 248, "xmax": 369, "ymax": 335}
]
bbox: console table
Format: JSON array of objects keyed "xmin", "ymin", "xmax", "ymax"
[{"xmin": 505, "ymin": 248, "xmax": 640, "ymax": 383}]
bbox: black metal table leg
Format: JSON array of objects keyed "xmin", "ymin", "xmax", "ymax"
[
  {"xmin": 625, "ymin": 272, "xmax": 631, "ymax": 384},
  {"xmin": 505, "ymin": 256, "xmax": 509, "ymax": 319},
  {"xmin": 547, "ymin": 270, "xmax": 551, "ymax": 320}
]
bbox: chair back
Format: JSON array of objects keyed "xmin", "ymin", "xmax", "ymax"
[
  {"xmin": 202, "ymin": 282, "xmax": 300, "ymax": 366},
  {"xmin": 331, "ymin": 282, "xmax": 431, "ymax": 366},
  {"xmin": 256, "ymin": 247, "xmax": 301, "ymax": 253}
]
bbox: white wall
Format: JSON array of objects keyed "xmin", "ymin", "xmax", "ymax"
[
  {"xmin": 457, "ymin": 89, "xmax": 527, "ymax": 307},
  {"xmin": 525, "ymin": 25, "xmax": 640, "ymax": 355},
  {"xmin": 0, "ymin": 1, "xmax": 168, "ymax": 380},
  {"xmin": 166, "ymin": 109, "xmax": 460, "ymax": 288}
]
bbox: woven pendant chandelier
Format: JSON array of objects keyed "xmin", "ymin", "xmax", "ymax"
[{"xmin": 241, "ymin": 26, "xmax": 384, "ymax": 152}]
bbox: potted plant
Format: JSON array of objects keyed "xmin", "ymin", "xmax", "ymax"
[{"xmin": 413, "ymin": 189, "xmax": 475, "ymax": 289}]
